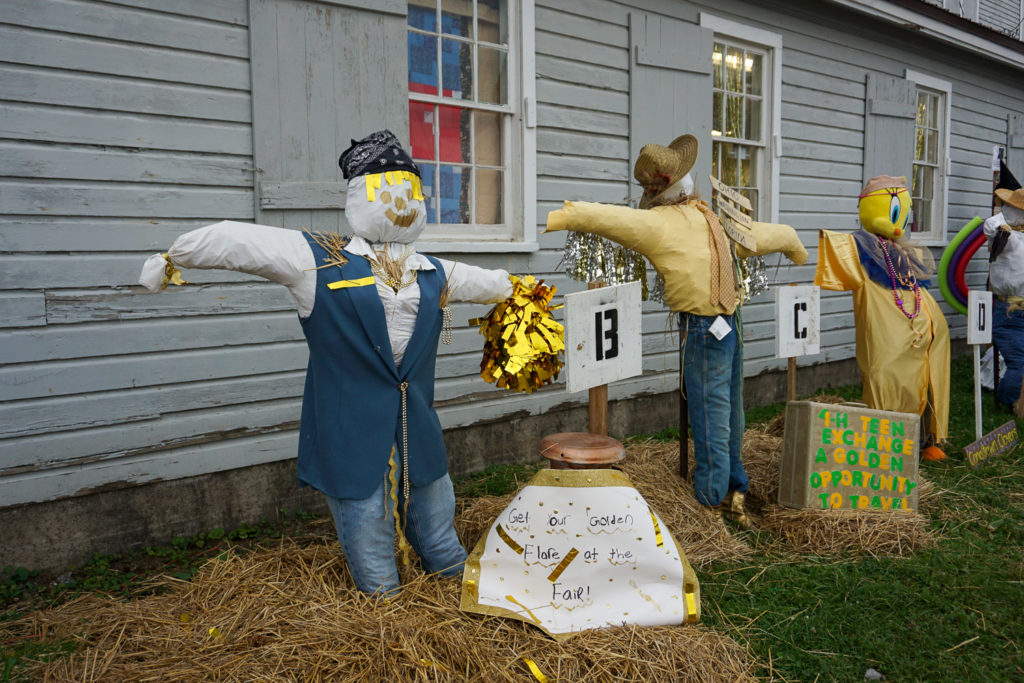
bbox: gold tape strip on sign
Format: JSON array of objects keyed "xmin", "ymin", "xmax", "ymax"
[
  {"xmin": 523, "ymin": 658, "xmax": 550, "ymax": 683},
  {"xmin": 708, "ymin": 174, "xmax": 752, "ymax": 211},
  {"xmin": 648, "ymin": 509, "xmax": 664, "ymax": 548},
  {"xmin": 546, "ymin": 547, "xmax": 579, "ymax": 582},
  {"xmin": 685, "ymin": 590, "xmax": 698, "ymax": 621},
  {"xmin": 505, "ymin": 595, "xmax": 542, "ymax": 624},
  {"xmin": 327, "ymin": 276, "xmax": 375, "ymax": 290},
  {"xmin": 496, "ymin": 524, "xmax": 524, "ymax": 554}
]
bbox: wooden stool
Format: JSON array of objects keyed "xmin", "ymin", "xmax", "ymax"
[{"xmin": 539, "ymin": 432, "xmax": 625, "ymax": 470}]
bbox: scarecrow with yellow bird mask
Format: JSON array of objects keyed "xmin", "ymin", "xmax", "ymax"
[
  {"xmin": 815, "ymin": 175, "xmax": 950, "ymax": 461},
  {"xmin": 139, "ymin": 130, "xmax": 522, "ymax": 594}
]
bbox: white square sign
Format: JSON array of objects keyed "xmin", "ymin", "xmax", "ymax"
[
  {"xmin": 565, "ymin": 282, "xmax": 643, "ymax": 393},
  {"xmin": 775, "ymin": 285, "xmax": 820, "ymax": 358},
  {"xmin": 968, "ymin": 290, "xmax": 993, "ymax": 345}
]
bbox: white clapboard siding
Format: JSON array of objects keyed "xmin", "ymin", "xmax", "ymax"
[
  {"xmin": 0, "ymin": 0, "xmax": 263, "ymax": 500},
  {"xmin": 979, "ymin": 0, "xmax": 1023, "ymax": 36}
]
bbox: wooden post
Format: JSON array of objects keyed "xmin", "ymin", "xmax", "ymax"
[
  {"xmin": 587, "ymin": 281, "xmax": 608, "ymax": 436},
  {"xmin": 787, "ymin": 357, "xmax": 797, "ymax": 402}
]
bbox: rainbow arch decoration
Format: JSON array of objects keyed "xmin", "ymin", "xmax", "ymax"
[{"xmin": 938, "ymin": 217, "xmax": 985, "ymax": 316}]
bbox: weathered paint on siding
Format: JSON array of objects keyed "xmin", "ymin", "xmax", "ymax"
[
  {"xmin": 2, "ymin": 0, "xmax": 1024, "ymax": 508},
  {"xmin": 979, "ymin": 0, "xmax": 1023, "ymax": 37}
]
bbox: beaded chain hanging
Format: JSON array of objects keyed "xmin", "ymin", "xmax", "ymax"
[{"xmin": 877, "ymin": 235, "xmax": 922, "ymax": 320}]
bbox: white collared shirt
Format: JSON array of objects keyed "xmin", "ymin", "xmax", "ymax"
[{"xmin": 140, "ymin": 221, "xmax": 513, "ymax": 366}]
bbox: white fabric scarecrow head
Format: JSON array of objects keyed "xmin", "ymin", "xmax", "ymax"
[{"xmin": 340, "ymin": 130, "xmax": 427, "ymax": 244}]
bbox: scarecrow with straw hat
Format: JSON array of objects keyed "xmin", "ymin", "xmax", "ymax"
[
  {"xmin": 984, "ymin": 184, "xmax": 1024, "ymax": 416},
  {"xmin": 138, "ymin": 130, "xmax": 529, "ymax": 595},
  {"xmin": 815, "ymin": 175, "xmax": 950, "ymax": 461},
  {"xmin": 545, "ymin": 134, "xmax": 807, "ymax": 528}
]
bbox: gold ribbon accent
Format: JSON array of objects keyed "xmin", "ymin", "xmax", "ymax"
[
  {"xmin": 505, "ymin": 595, "xmax": 541, "ymax": 624},
  {"xmin": 693, "ymin": 202, "xmax": 736, "ymax": 310},
  {"xmin": 160, "ymin": 254, "xmax": 190, "ymax": 290},
  {"xmin": 546, "ymin": 547, "xmax": 578, "ymax": 582},
  {"xmin": 685, "ymin": 588, "xmax": 699, "ymax": 623},
  {"xmin": 327, "ymin": 276, "xmax": 375, "ymax": 289},
  {"xmin": 648, "ymin": 509, "xmax": 664, "ymax": 548},
  {"xmin": 387, "ymin": 447, "xmax": 413, "ymax": 568},
  {"xmin": 523, "ymin": 658, "xmax": 550, "ymax": 682},
  {"xmin": 496, "ymin": 524, "xmax": 524, "ymax": 554}
]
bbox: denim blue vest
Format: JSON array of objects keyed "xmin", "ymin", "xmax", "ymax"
[{"xmin": 296, "ymin": 233, "xmax": 448, "ymax": 500}]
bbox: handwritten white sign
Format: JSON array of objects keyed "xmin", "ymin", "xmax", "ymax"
[{"xmin": 460, "ymin": 469, "xmax": 699, "ymax": 639}]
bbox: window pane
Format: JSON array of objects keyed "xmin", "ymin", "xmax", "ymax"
[
  {"xmin": 914, "ymin": 125, "xmax": 925, "ymax": 162},
  {"xmin": 409, "ymin": 101, "xmax": 436, "ymax": 160},
  {"xmin": 478, "ymin": 47, "xmax": 507, "ymax": 104},
  {"xmin": 441, "ymin": 38, "xmax": 472, "ymax": 100},
  {"xmin": 408, "ymin": 33, "xmax": 438, "ymax": 95},
  {"xmin": 741, "ymin": 188, "xmax": 758, "ymax": 218},
  {"xmin": 919, "ymin": 165, "xmax": 934, "ymax": 200},
  {"xmin": 476, "ymin": 168, "xmax": 503, "ymax": 224},
  {"xmin": 745, "ymin": 52, "xmax": 762, "ymax": 96},
  {"xmin": 739, "ymin": 146, "xmax": 754, "ymax": 188},
  {"xmin": 419, "ymin": 163, "xmax": 438, "ymax": 224},
  {"xmin": 438, "ymin": 104, "xmax": 470, "ymax": 163},
  {"xmin": 725, "ymin": 94, "xmax": 742, "ymax": 138},
  {"xmin": 408, "ymin": 2, "xmax": 437, "ymax": 32},
  {"xmin": 712, "ymin": 91, "xmax": 723, "ymax": 137},
  {"xmin": 721, "ymin": 142, "xmax": 738, "ymax": 186},
  {"xmin": 912, "ymin": 198, "xmax": 930, "ymax": 232},
  {"xmin": 916, "ymin": 93, "xmax": 928, "ymax": 127},
  {"xmin": 478, "ymin": 0, "xmax": 506, "ymax": 44},
  {"xmin": 474, "ymin": 110, "xmax": 502, "ymax": 166},
  {"xmin": 441, "ymin": 0, "xmax": 472, "ymax": 38},
  {"xmin": 712, "ymin": 43, "xmax": 724, "ymax": 89},
  {"xmin": 439, "ymin": 164, "xmax": 471, "ymax": 223},
  {"xmin": 744, "ymin": 98, "xmax": 761, "ymax": 141},
  {"xmin": 711, "ymin": 142, "xmax": 720, "ymax": 179},
  {"xmin": 925, "ymin": 129, "xmax": 937, "ymax": 164},
  {"xmin": 927, "ymin": 93, "xmax": 939, "ymax": 128},
  {"xmin": 725, "ymin": 47, "xmax": 743, "ymax": 92}
]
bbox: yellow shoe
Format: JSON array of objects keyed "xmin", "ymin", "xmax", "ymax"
[{"xmin": 719, "ymin": 491, "xmax": 754, "ymax": 530}]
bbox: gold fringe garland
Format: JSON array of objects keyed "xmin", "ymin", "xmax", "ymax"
[{"xmin": 470, "ymin": 275, "xmax": 565, "ymax": 393}]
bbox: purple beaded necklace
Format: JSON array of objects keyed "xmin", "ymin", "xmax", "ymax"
[{"xmin": 876, "ymin": 235, "xmax": 921, "ymax": 320}]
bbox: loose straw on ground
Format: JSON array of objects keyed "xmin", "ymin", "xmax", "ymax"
[{"xmin": 5, "ymin": 413, "xmax": 941, "ymax": 680}]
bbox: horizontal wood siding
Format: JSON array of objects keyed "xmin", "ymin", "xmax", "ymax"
[
  {"xmin": 3, "ymin": 0, "xmax": 1024, "ymax": 507},
  {"xmin": 979, "ymin": 0, "xmax": 1023, "ymax": 37},
  {"xmin": 0, "ymin": 0, "xmax": 269, "ymax": 505}
]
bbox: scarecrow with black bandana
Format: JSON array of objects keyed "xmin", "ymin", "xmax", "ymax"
[{"xmin": 139, "ymin": 130, "xmax": 517, "ymax": 594}]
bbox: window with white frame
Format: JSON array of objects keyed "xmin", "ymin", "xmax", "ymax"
[
  {"xmin": 702, "ymin": 15, "xmax": 781, "ymax": 223},
  {"xmin": 906, "ymin": 70, "xmax": 951, "ymax": 243},
  {"xmin": 406, "ymin": 0, "xmax": 534, "ymax": 244}
]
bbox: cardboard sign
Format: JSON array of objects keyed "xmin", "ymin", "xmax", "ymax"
[
  {"xmin": 775, "ymin": 286, "xmax": 820, "ymax": 358},
  {"xmin": 779, "ymin": 402, "xmax": 920, "ymax": 511},
  {"xmin": 564, "ymin": 282, "xmax": 643, "ymax": 393},
  {"xmin": 964, "ymin": 420, "xmax": 1019, "ymax": 468},
  {"xmin": 460, "ymin": 469, "xmax": 699, "ymax": 640},
  {"xmin": 967, "ymin": 290, "xmax": 993, "ymax": 345}
]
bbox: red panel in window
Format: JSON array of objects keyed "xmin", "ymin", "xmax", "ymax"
[{"xmin": 410, "ymin": 81, "xmax": 465, "ymax": 164}]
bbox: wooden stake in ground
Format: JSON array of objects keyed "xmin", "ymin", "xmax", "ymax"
[{"xmin": 588, "ymin": 280, "xmax": 608, "ymax": 435}]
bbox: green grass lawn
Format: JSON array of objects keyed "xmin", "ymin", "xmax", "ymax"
[{"xmin": 3, "ymin": 354, "xmax": 1023, "ymax": 682}]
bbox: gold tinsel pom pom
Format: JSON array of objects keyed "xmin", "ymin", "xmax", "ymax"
[{"xmin": 470, "ymin": 275, "xmax": 565, "ymax": 393}]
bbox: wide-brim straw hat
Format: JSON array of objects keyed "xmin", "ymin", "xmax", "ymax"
[
  {"xmin": 634, "ymin": 134, "xmax": 699, "ymax": 209},
  {"xmin": 995, "ymin": 187, "xmax": 1024, "ymax": 211}
]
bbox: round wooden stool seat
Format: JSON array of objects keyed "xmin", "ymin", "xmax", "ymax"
[{"xmin": 539, "ymin": 432, "xmax": 625, "ymax": 469}]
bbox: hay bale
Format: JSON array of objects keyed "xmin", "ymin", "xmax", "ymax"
[{"xmin": 10, "ymin": 540, "xmax": 756, "ymax": 682}]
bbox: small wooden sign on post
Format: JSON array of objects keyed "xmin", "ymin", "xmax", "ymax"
[
  {"xmin": 564, "ymin": 281, "xmax": 643, "ymax": 435},
  {"xmin": 964, "ymin": 420, "xmax": 1019, "ymax": 468},
  {"xmin": 775, "ymin": 285, "xmax": 821, "ymax": 401},
  {"xmin": 708, "ymin": 175, "xmax": 757, "ymax": 252}
]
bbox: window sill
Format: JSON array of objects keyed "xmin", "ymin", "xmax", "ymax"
[{"xmin": 415, "ymin": 240, "xmax": 540, "ymax": 253}]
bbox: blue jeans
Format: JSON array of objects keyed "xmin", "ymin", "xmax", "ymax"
[
  {"xmin": 994, "ymin": 299, "xmax": 1024, "ymax": 408},
  {"xmin": 324, "ymin": 472, "xmax": 466, "ymax": 594},
  {"xmin": 679, "ymin": 311, "xmax": 748, "ymax": 507}
]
